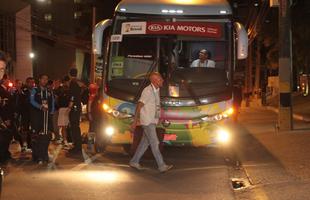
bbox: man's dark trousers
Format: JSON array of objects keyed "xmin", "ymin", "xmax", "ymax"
[
  {"xmin": 69, "ymin": 109, "xmax": 82, "ymax": 152},
  {"xmin": 0, "ymin": 129, "xmax": 12, "ymax": 163}
]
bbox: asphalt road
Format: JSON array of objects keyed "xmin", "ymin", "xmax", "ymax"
[
  {"xmin": 1, "ymin": 142, "xmax": 236, "ymax": 200},
  {"xmin": 234, "ymin": 108, "xmax": 310, "ymax": 200},
  {"xmin": 1, "ymin": 110, "xmax": 310, "ymax": 200}
]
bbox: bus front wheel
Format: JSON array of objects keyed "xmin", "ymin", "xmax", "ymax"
[{"xmin": 94, "ymin": 133, "xmax": 109, "ymax": 153}]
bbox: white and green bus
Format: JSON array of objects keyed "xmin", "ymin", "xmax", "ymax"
[{"xmin": 92, "ymin": 0, "xmax": 248, "ymax": 150}]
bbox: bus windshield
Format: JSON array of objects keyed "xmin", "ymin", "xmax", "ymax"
[{"xmin": 107, "ymin": 15, "xmax": 232, "ymax": 102}]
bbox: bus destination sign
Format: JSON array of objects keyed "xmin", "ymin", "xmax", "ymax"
[{"xmin": 122, "ymin": 21, "xmax": 222, "ymax": 37}]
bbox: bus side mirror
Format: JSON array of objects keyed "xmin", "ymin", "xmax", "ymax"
[
  {"xmin": 92, "ymin": 19, "xmax": 112, "ymax": 55},
  {"xmin": 234, "ymin": 22, "xmax": 248, "ymax": 60}
]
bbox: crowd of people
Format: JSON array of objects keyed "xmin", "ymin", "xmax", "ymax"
[
  {"xmin": 0, "ymin": 47, "xmax": 179, "ymax": 173},
  {"xmin": 0, "ymin": 51, "xmax": 101, "ymax": 164},
  {"xmin": 0, "ymin": 48, "xmax": 233, "ymax": 172}
]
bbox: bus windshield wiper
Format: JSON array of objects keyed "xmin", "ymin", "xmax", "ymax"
[
  {"xmin": 170, "ymin": 70, "xmax": 201, "ymax": 105},
  {"xmin": 133, "ymin": 59, "xmax": 158, "ymax": 103}
]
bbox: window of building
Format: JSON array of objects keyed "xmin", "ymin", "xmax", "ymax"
[
  {"xmin": 44, "ymin": 13, "xmax": 52, "ymax": 21},
  {"xmin": 74, "ymin": 11, "xmax": 82, "ymax": 19},
  {"xmin": 37, "ymin": 0, "xmax": 52, "ymax": 3}
]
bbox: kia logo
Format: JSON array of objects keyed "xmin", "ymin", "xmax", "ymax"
[{"xmin": 148, "ymin": 24, "xmax": 162, "ymax": 31}]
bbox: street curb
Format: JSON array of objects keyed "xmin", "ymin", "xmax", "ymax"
[{"xmin": 265, "ymin": 106, "xmax": 310, "ymax": 122}]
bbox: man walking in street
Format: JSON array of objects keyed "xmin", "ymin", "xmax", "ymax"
[
  {"xmin": 129, "ymin": 72, "xmax": 173, "ymax": 173},
  {"xmin": 67, "ymin": 68, "xmax": 83, "ymax": 157}
]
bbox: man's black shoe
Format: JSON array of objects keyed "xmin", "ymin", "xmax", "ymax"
[
  {"xmin": 66, "ymin": 149, "xmax": 83, "ymax": 158},
  {"xmin": 67, "ymin": 148, "xmax": 82, "ymax": 154}
]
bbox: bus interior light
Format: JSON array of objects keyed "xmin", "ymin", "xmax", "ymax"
[{"xmin": 161, "ymin": 9, "xmax": 183, "ymax": 14}]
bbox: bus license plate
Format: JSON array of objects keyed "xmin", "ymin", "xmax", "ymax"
[{"xmin": 164, "ymin": 134, "xmax": 177, "ymax": 141}]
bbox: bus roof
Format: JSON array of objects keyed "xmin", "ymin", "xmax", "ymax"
[{"xmin": 115, "ymin": 0, "xmax": 232, "ymax": 16}]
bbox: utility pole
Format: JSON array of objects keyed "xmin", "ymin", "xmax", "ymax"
[
  {"xmin": 278, "ymin": 0, "xmax": 292, "ymax": 130},
  {"xmin": 90, "ymin": 6, "xmax": 96, "ymax": 83},
  {"xmin": 245, "ymin": 43, "xmax": 253, "ymax": 107},
  {"xmin": 254, "ymin": 38, "xmax": 261, "ymax": 99}
]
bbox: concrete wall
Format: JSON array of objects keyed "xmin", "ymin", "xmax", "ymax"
[
  {"xmin": 33, "ymin": 38, "xmax": 75, "ymax": 80},
  {"xmin": 76, "ymin": 49, "xmax": 85, "ymax": 79},
  {"xmin": 31, "ymin": 0, "xmax": 79, "ymax": 80},
  {"xmin": 15, "ymin": 5, "xmax": 33, "ymax": 81}
]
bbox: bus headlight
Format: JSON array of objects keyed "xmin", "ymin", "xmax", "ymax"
[
  {"xmin": 102, "ymin": 103, "xmax": 133, "ymax": 119},
  {"xmin": 105, "ymin": 126, "xmax": 115, "ymax": 136},
  {"xmin": 216, "ymin": 128, "xmax": 230, "ymax": 144},
  {"xmin": 201, "ymin": 107, "xmax": 234, "ymax": 122}
]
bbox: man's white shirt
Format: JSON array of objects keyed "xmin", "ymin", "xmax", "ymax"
[
  {"xmin": 191, "ymin": 59, "xmax": 216, "ymax": 68},
  {"xmin": 138, "ymin": 84, "xmax": 160, "ymax": 126}
]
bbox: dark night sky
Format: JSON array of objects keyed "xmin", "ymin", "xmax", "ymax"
[
  {"xmin": 0, "ymin": 0, "xmax": 28, "ymax": 13},
  {"xmin": 95, "ymin": 0, "xmax": 121, "ymax": 20},
  {"xmin": 1, "ymin": 0, "xmax": 309, "ymax": 46}
]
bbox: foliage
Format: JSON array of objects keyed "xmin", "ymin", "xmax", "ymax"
[{"xmin": 292, "ymin": 1, "xmax": 310, "ymax": 74}]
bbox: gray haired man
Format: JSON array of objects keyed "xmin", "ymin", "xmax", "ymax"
[{"xmin": 130, "ymin": 72, "xmax": 173, "ymax": 173}]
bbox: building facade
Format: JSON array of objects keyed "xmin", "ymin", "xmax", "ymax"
[{"xmin": 1, "ymin": 0, "xmax": 120, "ymax": 82}]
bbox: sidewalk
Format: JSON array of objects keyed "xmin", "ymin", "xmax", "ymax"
[
  {"xmin": 264, "ymin": 92, "xmax": 310, "ymax": 122},
  {"xmin": 239, "ymin": 106, "xmax": 310, "ymax": 180}
]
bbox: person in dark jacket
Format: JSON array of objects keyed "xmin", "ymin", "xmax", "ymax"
[
  {"xmin": 67, "ymin": 68, "xmax": 83, "ymax": 157},
  {"xmin": 30, "ymin": 74, "xmax": 55, "ymax": 164},
  {"xmin": 87, "ymin": 83, "xmax": 98, "ymax": 133},
  {"xmin": 232, "ymin": 81, "xmax": 243, "ymax": 122},
  {"xmin": 56, "ymin": 76, "xmax": 71, "ymax": 149},
  {"xmin": 0, "ymin": 52, "xmax": 14, "ymax": 163},
  {"xmin": 19, "ymin": 77, "xmax": 35, "ymax": 152},
  {"xmin": 10, "ymin": 79, "xmax": 24, "ymax": 150}
]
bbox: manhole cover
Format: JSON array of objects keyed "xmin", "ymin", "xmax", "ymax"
[{"xmin": 231, "ymin": 178, "xmax": 247, "ymax": 190}]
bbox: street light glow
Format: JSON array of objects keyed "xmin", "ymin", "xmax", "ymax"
[{"xmin": 29, "ymin": 52, "xmax": 35, "ymax": 59}]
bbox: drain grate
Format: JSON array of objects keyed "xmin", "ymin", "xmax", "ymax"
[{"xmin": 231, "ymin": 178, "xmax": 247, "ymax": 190}]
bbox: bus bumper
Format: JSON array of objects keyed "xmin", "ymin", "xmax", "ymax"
[{"xmin": 101, "ymin": 117, "xmax": 234, "ymax": 147}]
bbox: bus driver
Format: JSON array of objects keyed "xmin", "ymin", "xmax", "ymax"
[{"xmin": 190, "ymin": 49, "xmax": 215, "ymax": 68}]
